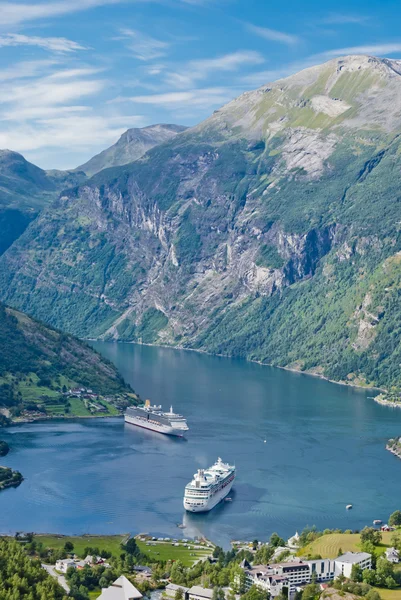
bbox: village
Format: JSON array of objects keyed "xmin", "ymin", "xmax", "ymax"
[{"xmin": 30, "ymin": 517, "xmax": 401, "ymax": 600}]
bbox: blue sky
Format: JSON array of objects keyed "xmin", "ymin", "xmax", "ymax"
[{"xmin": 0, "ymin": 0, "xmax": 400, "ymax": 169}]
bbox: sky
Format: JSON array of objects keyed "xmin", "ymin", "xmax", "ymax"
[{"xmin": 1, "ymin": 0, "xmax": 401, "ymax": 169}]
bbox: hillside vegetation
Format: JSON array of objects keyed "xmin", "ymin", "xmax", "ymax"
[
  {"xmin": 5, "ymin": 56, "xmax": 401, "ymax": 387},
  {"xmin": 0, "ymin": 302, "xmax": 137, "ymax": 421}
]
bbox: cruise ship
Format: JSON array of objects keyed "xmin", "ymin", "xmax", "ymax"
[
  {"xmin": 183, "ymin": 458, "xmax": 236, "ymax": 512},
  {"xmin": 124, "ymin": 400, "xmax": 189, "ymax": 436}
]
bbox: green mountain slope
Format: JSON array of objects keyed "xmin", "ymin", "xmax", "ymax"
[
  {"xmin": 0, "ymin": 302, "xmax": 136, "ymax": 421},
  {"xmin": 3, "ymin": 55, "xmax": 401, "ymax": 388},
  {"xmin": 0, "ymin": 149, "xmax": 86, "ymax": 255},
  {"xmin": 76, "ymin": 123, "xmax": 187, "ymax": 176}
]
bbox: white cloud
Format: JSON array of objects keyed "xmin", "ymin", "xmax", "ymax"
[
  {"xmin": 118, "ymin": 28, "xmax": 170, "ymax": 61},
  {"xmin": 0, "ymin": 59, "xmax": 57, "ymax": 81},
  {"xmin": 246, "ymin": 23, "xmax": 299, "ymax": 46},
  {"xmin": 125, "ymin": 87, "xmax": 237, "ymax": 110},
  {"xmin": 320, "ymin": 13, "xmax": 369, "ymax": 25},
  {"xmin": 0, "ymin": 33, "xmax": 86, "ymax": 52},
  {"xmin": 164, "ymin": 50, "xmax": 264, "ymax": 89},
  {"xmin": 0, "ymin": 0, "xmax": 127, "ymax": 26},
  {"xmin": 320, "ymin": 44, "xmax": 401, "ymax": 58}
]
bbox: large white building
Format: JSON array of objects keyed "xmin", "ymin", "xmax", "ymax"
[
  {"xmin": 334, "ymin": 553, "xmax": 372, "ymax": 578},
  {"xmin": 242, "ymin": 552, "xmax": 372, "ymax": 597}
]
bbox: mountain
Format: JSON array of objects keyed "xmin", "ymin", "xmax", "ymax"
[
  {"xmin": 0, "ymin": 301, "xmax": 136, "ymax": 420},
  {"xmin": 0, "ymin": 149, "xmax": 86, "ymax": 255},
  {"xmin": 3, "ymin": 55, "xmax": 401, "ymax": 388},
  {"xmin": 76, "ymin": 124, "xmax": 187, "ymax": 176}
]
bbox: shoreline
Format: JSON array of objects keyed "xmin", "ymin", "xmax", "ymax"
[
  {"xmin": 92, "ymin": 338, "xmax": 384, "ymax": 395},
  {"xmin": 374, "ymin": 396, "xmax": 401, "ymax": 409}
]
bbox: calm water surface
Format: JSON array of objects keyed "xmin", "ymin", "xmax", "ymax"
[{"xmin": 1, "ymin": 343, "xmax": 401, "ymax": 547}]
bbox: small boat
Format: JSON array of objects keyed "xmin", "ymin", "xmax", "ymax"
[
  {"xmin": 224, "ymin": 497, "xmax": 233, "ymax": 502},
  {"xmin": 346, "ymin": 504, "xmax": 353, "ymax": 510},
  {"xmin": 373, "ymin": 519, "xmax": 382, "ymax": 525}
]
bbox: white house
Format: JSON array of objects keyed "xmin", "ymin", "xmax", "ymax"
[
  {"xmin": 334, "ymin": 552, "xmax": 372, "ymax": 578},
  {"xmin": 187, "ymin": 586, "xmax": 214, "ymax": 600},
  {"xmin": 99, "ymin": 576, "xmax": 143, "ymax": 600},
  {"xmin": 55, "ymin": 558, "xmax": 77, "ymax": 573},
  {"xmin": 385, "ymin": 548, "xmax": 400, "ymax": 564},
  {"xmin": 287, "ymin": 532, "xmax": 300, "ymax": 550}
]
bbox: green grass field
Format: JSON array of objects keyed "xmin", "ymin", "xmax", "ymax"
[
  {"xmin": 33, "ymin": 534, "xmax": 128, "ymax": 557},
  {"xmin": 373, "ymin": 589, "xmax": 401, "ymax": 600},
  {"xmin": 137, "ymin": 540, "xmax": 212, "ymax": 566},
  {"xmin": 299, "ymin": 532, "xmax": 396, "ymax": 559}
]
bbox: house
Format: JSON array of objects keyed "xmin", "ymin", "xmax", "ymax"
[
  {"xmin": 381, "ymin": 525, "xmax": 395, "ymax": 532},
  {"xmin": 187, "ymin": 586, "xmax": 214, "ymax": 600},
  {"xmin": 165, "ymin": 583, "xmax": 189, "ymax": 599},
  {"xmin": 55, "ymin": 558, "xmax": 77, "ymax": 573},
  {"xmin": 385, "ymin": 548, "xmax": 400, "ymax": 564},
  {"xmin": 98, "ymin": 576, "xmax": 143, "ymax": 600},
  {"xmin": 287, "ymin": 532, "xmax": 300, "ymax": 550},
  {"xmin": 334, "ymin": 552, "xmax": 372, "ymax": 578},
  {"xmin": 133, "ymin": 565, "xmax": 152, "ymax": 575},
  {"xmin": 76, "ymin": 560, "xmax": 87, "ymax": 569}
]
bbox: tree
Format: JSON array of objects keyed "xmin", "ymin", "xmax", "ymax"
[
  {"xmin": 252, "ymin": 540, "xmax": 259, "ymax": 550},
  {"xmin": 212, "ymin": 587, "xmax": 225, "ymax": 600},
  {"xmin": 240, "ymin": 585, "xmax": 268, "ymax": 600},
  {"xmin": 351, "ymin": 564, "xmax": 363, "ymax": 582},
  {"xmin": 360, "ymin": 527, "xmax": 382, "ymax": 546},
  {"xmin": 254, "ymin": 545, "xmax": 274, "ymax": 565},
  {"xmin": 125, "ymin": 537, "xmax": 139, "ymax": 556},
  {"xmin": 270, "ymin": 533, "xmax": 285, "ymax": 548},
  {"xmin": 175, "ymin": 588, "xmax": 184, "ymax": 600},
  {"xmin": 64, "ymin": 541, "xmax": 74, "ymax": 552},
  {"xmin": 375, "ymin": 557, "xmax": 395, "ymax": 587},
  {"xmin": 302, "ymin": 583, "xmax": 321, "ymax": 600},
  {"xmin": 362, "ymin": 569, "xmax": 376, "ymax": 586},
  {"xmin": 389, "ymin": 510, "xmax": 401, "ymax": 527},
  {"xmin": 365, "ymin": 591, "xmax": 381, "ymax": 600}
]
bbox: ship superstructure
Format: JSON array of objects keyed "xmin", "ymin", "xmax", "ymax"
[
  {"xmin": 125, "ymin": 400, "xmax": 189, "ymax": 436},
  {"xmin": 183, "ymin": 458, "xmax": 236, "ymax": 512}
]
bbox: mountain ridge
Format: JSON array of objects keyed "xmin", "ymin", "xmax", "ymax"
[
  {"xmin": 76, "ymin": 123, "xmax": 188, "ymax": 176},
  {"xmin": 2, "ymin": 55, "xmax": 401, "ymax": 388}
]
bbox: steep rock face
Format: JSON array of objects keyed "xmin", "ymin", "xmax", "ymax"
[
  {"xmin": 76, "ymin": 124, "xmax": 187, "ymax": 176},
  {"xmin": 0, "ymin": 150, "xmax": 86, "ymax": 254},
  {"xmin": 3, "ymin": 55, "xmax": 401, "ymax": 387}
]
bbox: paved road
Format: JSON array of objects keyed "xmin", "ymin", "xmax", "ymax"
[{"xmin": 42, "ymin": 564, "xmax": 70, "ymax": 593}]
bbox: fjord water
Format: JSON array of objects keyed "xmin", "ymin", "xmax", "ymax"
[{"xmin": 1, "ymin": 343, "xmax": 401, "ymax": 547}]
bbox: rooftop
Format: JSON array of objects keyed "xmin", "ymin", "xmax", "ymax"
[
  {"xmin": 188, "ymin": 586, "xmax": 214, "ymax": 599},
  {"xmin": 99, "ymin": 575, "xmax": 143, "ymax": 600},
  {"xmin": 336, "ymin": 552, "xmax": 371, "ymax": 564}
]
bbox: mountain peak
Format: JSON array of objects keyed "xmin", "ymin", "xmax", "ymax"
[
  {"xmin": 76, "ymin": 123, "xmax": 187, "ymax": 177},
  {"xmin": 201, "ymin": 53, "xmax": 401, "ymax": 139}
]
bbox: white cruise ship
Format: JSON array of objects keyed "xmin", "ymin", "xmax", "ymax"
[
  {"xmin": 183, "ymin": 458, "xmax": 236, "ymax": 512},
  {"xmin": 125, "ymin": 400, "xmax": 189, "ymax": 437}
]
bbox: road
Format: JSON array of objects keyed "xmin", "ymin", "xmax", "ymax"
[{"xmin": 42, "ymin": 564, "xmax": 70, "ymax": 593}]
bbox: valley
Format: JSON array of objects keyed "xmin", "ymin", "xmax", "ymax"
[{"xmin": 2, "ymin": 56, "xmax": 401, "ymax": 389}]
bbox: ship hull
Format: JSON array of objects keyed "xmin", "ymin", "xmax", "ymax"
[
  {"xmin": 124, "ymin": 415, "xmax": 186, "ymax": 437},
  {"xmin": 183, "ymin": 475, "xmax": 235, "ymax": 512}
]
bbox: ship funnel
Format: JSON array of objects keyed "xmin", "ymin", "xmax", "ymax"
[
  {"xmin": 170, "ymin": 405, "xmax": 173, "ymax": 414},
  {"xmin": 145, "ymin": 399, "xmax": 151, "ymax": 408}
]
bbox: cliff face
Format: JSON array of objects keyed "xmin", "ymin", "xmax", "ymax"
[
  {"xmin": 3, "ymin": 55, "xmax": 401, "ymax": 387},
  {"xmin": 0, "ymin": 149, "xmax": 86, "ymax": 255}
]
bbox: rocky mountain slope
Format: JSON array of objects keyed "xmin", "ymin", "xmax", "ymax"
[
  {"xmin": 0, "ymin": 150, "xmax": 86, "ymax": 255},
  {"xmin": 0, "ymin": 301, "xmax": 135, "ymax": 418},
  {"xmin": 76, "ymin": 124, "xmax": 187, "ymax": 176},
  {"xmin": 3, "ymin": 55, "xmax": 401, "ymax": 388}
]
